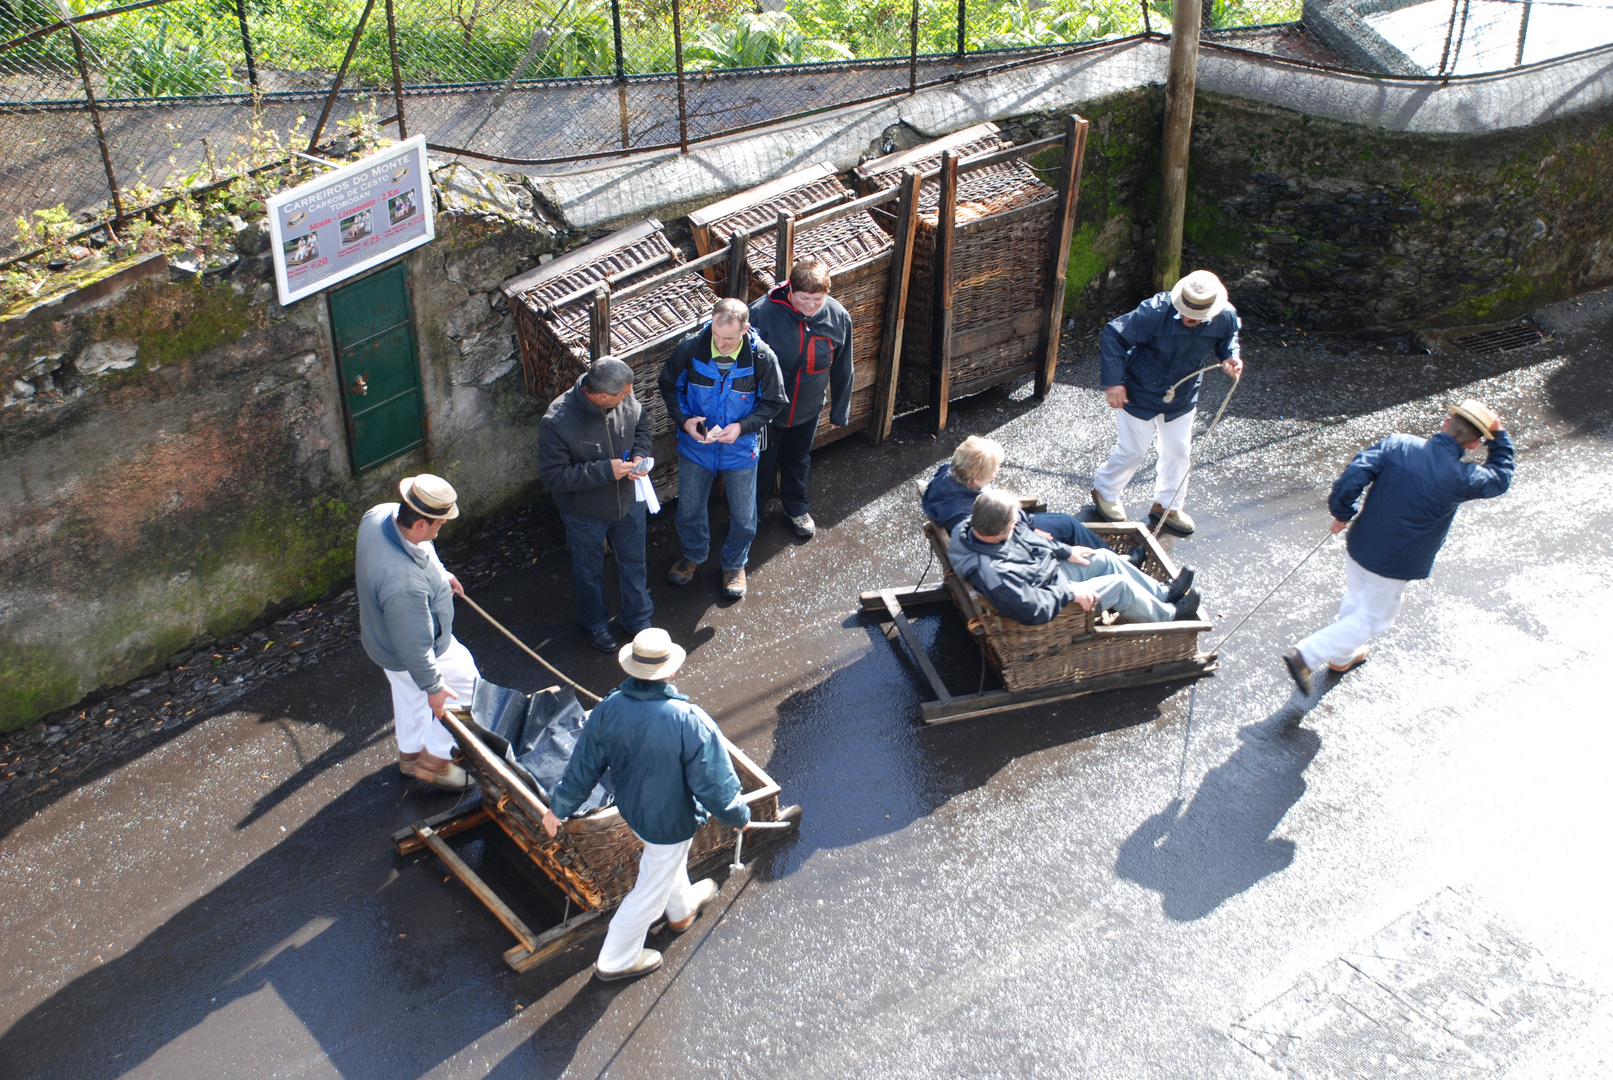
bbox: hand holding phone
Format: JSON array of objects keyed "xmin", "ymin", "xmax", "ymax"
[{"xmin": 630, "ymin": 456, "xmax": 654, "ymax": 476}]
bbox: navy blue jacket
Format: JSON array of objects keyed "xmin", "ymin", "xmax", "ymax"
[
  {"xmin": 922, "ymin": 464, "xmax": 1106, "ymax": 548},
  {"xmin": 548, "ymin": 679, "xmax": 751, "ymax": 844},
  {"xmin": 1100, "ymin": 292, "xmax": 1240, "ymax": 421},
  {"xmin": 659, "ymin": 322, "xmax": 786, "ymax": 472},
  {"xmin": 749, "ymin": 282, "xmax": 854, "ymax": 428},
  {"xmin": 1331, "ymin": 429, "xmax": 1514, "ymax": 580},
  {"xmin": 947, "ymin": 517, "xmax": 1078, "ymax": 625}
]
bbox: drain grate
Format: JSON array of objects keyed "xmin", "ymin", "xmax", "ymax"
[{"xmin": 1448, "ymin": 320, "xmax": 1546, "ymax": 353}]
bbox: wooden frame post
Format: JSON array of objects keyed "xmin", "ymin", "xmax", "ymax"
[
  {"xmin": 928, "ymin": 150, "xmax": 959, "ymax": 433},
  {"xmin": 589, "ymin": 285, "xmax": 611, "ymax": 359},
  {"xmin": 872, "ymin": 167, "xmax": 920, "ymax": 445},
  {"xmin": 724, "ymin": 229, "xmax": 750, "ymax": 299},
  {"xmin": 673, "ymin": 0, "xmax": 689, "ymax": 152},
  {"xmin": 1036, "ymin": 115, "xmax": 1089, "ymax": 399},
  {"xmin": 1153, "ymin": 0, "xmax": 1201, "ymax": 289},
  {"xmin": 384, "ymin": 0, "xmax": 407, "ymax": 138},
  {"xmin": 773, "ymin": 211, "xmax": 795, "ymax": 286}
]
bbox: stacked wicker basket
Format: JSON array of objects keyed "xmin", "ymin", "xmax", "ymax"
[
  {"xmin": 854, "ymin": 123, "xmax": 1056, "ymax": 404},
  {"xmin": 687, "ymin": 163, "xmax": 895, "ymax": 445},
  {"xmin": 501, "ymin": 219, "xmax": 717, "ymax": 497}
]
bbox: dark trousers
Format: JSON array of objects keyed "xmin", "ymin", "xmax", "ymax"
[
  {"xmin": 559, "ymin": 501, "xmax": 652, "ymax": 636},
  {"xmin": 756, "ymin": 416, "xmax": 819, "ymax": 519}
]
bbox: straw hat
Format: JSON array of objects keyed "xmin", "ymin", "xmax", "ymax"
[
  {"xmin": 1449, "ymin": 398, "xmax": 1499, "ymax": 440},
  {"xmin": 399, "ymin": 474, "xmax": 460, "ymax": 520},
  {"xmin": 1170, "ymin": 270, "xmax": 1229, "ymax": 321},
  {"xmin": 619, "ymin": 628, "xmax": 686, "ymax": 681}
]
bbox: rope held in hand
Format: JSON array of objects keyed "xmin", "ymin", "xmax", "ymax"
[
  {"xmin": 1211, "ymin": 530, "xmax": 1336, "ymax": 653},
  {"xmin": 1151, "ymin": 371, "xmax": 1241, "ymax": 541},
  {"xmin": 457, "ymin": 593, "xmax": 604, "ymax": 704}
]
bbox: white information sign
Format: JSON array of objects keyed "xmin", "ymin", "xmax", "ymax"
[{"xmin": 267, "ymin": 135, "xmax": 434, "ymax": 305}]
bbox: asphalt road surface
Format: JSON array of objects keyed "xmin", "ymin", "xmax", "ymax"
[{"xmin": 3, "ymin": 292, "xmax": 1610, "ymax": 1079}]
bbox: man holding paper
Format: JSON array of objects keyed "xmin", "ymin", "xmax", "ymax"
[
  {"xmin": 658, "ymin": 298, "xmax": 787, "ymax": 600},
  {"xmin": 538, "ymin": 356, "xmax": 657, "ymax": 652}
]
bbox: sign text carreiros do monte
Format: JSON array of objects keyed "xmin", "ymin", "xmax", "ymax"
[{"xmin": 267, "ymin": 135, "xmax": 434, "ymax": 306}]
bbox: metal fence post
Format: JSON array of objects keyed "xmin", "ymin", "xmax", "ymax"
[
  {"xmin": 63, "ymin": 24, "xmax": 125, "ymax": 225},
  {"xmin": 909, "ymin": 0, "xmax": 918, "ymax": 94},
  {"xmin": 385, "ymin": 0, "xmax": 407, "ymax": 137},
  {"xmin": 611, "ymin": 0, "xmax": 626, "ymax": 81},
  {"xmin": 956, "ymin": 0, "xmax": 965, "ymax": 57},
  {"xmin": 673, "ymin": 0, "xmax": 688, "ymax": 152},
  {"xmin": 1141, "ymin": 0, "xmax": 1151, "ymax": 35},
  {"xmin": 308, "ymin": 0, "xmax": 379, "ymax": 151},
  {"xmin": 234, "ymin": 0, "xmax": 259, "ymax": 88}
]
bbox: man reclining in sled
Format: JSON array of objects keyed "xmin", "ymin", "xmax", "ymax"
[{"xmin": 948, "ymin": 488, "xmax": 1202, "ymax": 626}]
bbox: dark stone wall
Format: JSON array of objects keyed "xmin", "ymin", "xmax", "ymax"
[{"xmin": 1019, "ymin": 88, "xmax": 1613, "ymax": 333}]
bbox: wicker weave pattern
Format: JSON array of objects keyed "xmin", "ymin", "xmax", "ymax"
[{"xmin": 923, "ymin": 522, "xmax": 1205, "ymax": 694}]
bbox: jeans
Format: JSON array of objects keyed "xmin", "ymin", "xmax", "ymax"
[
  {"xmin": 559, "ymin": 501, "xmax": 653, "ymax": 636},
  {"xmin": 675, "ymin": 456, "xmax": 759, "ymax": 570},
  {"xmin": 756, "ymin": 416, "xmax": 819, "ymax": 519},
  {"xmin": 1057, "ymin": 548, "xmax": 1175, "ymax": 623},
  {"xmin": 1025, "ymin": 511, "xmax": 1106, "ymax": 550}
]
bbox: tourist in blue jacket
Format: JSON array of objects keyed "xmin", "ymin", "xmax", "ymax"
[
  {"xmin": 1284, "ymin": 399, "xmax": 1514, "ymax": 695},
  {"xmin": 947, "ymin": 489, "xmax": 1200, "ymax": 626},
  {"xmin": 544, "ymin": 628, "xmax": 752, "ymax": 982},
  {"xmin": 749, "ymin": 257, "xmax": 854, "ymax": 539},
  {"xmin": 658, "ymin": 299, "xmax": 787, "ymax": 600},
  {"xmin": 924, "ymin": 434, "xmax": 1107, "ymax": 546},
  {"xmin": 1092, "ymin": 269, "xmax": 1243, "ymax": 535}
]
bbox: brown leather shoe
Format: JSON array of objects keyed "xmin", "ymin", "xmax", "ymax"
[
  {"xmin": 1329, "ymin": 645, "xmax": 1371, "ymax": 673},
  {"xmin": 1283, "ymin": 648, "xmax": 1314, "ymax": 696},
  {"xmin": 398, "ymin": 751, "xmax": 421, "ymax": 778},
  {"xmin": 414, "ymin": 751, "xmax": 472, "ymax": 790},
  {"xmin": 722, "ymin": 568, "xmax": 747, "ymax": 599},
  {"xmin": 667, "ymin": 557, "xmax": 700, "ymax": 586},
  {"xmin": 665, "ymin": 878, "xmax": 719, "ymax": 933}
]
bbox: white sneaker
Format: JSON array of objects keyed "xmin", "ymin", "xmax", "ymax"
[
  {"xmin": 666, "ymin": 878, "xmax": 719, "ymax": 932},
  {"xmin": 1090, "ymin": 488, "xmax": 1127, "ymax": 522},
  {"xmin": 595, "ymin": 948, "xmax": 662, "ymax": 981}
]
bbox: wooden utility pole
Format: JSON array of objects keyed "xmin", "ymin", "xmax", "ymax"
[{"xmin": 1154, "ymin": 0, "xmax": 1203, "ymax": 291}]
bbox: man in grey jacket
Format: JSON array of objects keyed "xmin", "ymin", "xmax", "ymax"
[
  {"xmin": 538, "ymin": 357, "xmax": 655, "ymax": 652},
  {"xmin": 948, "ymin": 489, "xmax": 1200, "ymax": 626},
  {"xmin": 356, "ymin": 474, "xmax": 477, "ymax": 789}
]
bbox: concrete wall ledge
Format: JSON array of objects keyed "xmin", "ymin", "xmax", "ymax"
[{"xmin": 527, "ymin": 36, "xmax": 1613, "ymax": 233}]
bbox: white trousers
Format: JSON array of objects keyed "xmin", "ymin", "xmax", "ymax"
[
  {"xmin": 383, "ymin": 636, "xmax": 480, "ymax": 758},
  {"xmin": 597, "ymin": 836, "xmax": 700, "ymax": 973},
  {"xmin": 1093, "ymin": 408, "xmax": 1196, "ymax": 511},
  {"xmin": 1295, "ymin": 554, "xmax": 1408, "ymax": 670}
]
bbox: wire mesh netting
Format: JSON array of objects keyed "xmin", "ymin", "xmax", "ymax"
[{"xmin": 2, "ymin": 0, "xmax": 1612, "ymax": 261}]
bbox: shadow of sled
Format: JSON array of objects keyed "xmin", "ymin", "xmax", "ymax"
[
  {"xmin": 393, "ymin": 680, "xmax": 801, "ymax": 974},
  {"xmin": 862, "ymin": 518, "xmax": 1216, "ymax": 724}
]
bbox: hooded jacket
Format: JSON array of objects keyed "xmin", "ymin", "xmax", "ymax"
[
  {"xmin": 355, "ymin": 503, "xmax": 456, "ymax": 693},
  {"xmin": 537, "ymin": 372, "xmax": 654, "ymax": 521},
  {"xmin": 1100, "ymin": 291, "xmax": 1240, "ymax": 421},
  {"xmin": 1331, "ymin": 429, "xmax": 1514, "ymax": 580},
  {"xmin": 548, "ymin": 678, "xmax": 752, "ymax": 845},
  {"xmin": 947, "ymin": 516, "xmax": 1079, "ymax": 626},
  {"xmin": 658, "ymin": 321, "xmax": 787, "ymax": 471},
  {"xmin": 749, "ymin": 282, "xmax": 854, "ymax": 428}
]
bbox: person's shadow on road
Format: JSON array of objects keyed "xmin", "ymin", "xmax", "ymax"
[{"xmin": 1115, "ymin": 710, "xmax": 1321, "ymax": 922}]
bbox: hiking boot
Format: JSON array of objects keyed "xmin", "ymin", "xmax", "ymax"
[
  {"xmin": 1150, "ymin": 503, "xmax": 1195, "ymax": 535},
  {"xmin": 1091, "ymin": 489, "xmax": 1127, "ymax": 522},
  {"xmin": 788, "ymin": 513, "xmax": 816, "ymax": 538},
  {"xmin": 398, "ymin": 751, "xmax": 421, "ymax": 778},
  {"xmin": 414, "ymin": 751, "xmax": 472, "ymax": 791},
  {"xmin": 667, "ymin": 556, "xmax": 701, "ymax": 586},
  {"xmin": 722, "ymin": 568, "xmax": 747, "ymax": 599},
  {"xmin": 1283, "ymin": 648, "xmax": 1314, "ymax": 696},
  {"xmin": 1127, "ymin": 543, "xmax": 1150, "ymax": 568},
  {"xmin": 1172, "ymin": 589, "xmax": 1202, "ymax": 621},
  {"xmin": 665, "ymin": 878, "xmax": 719, "ymax": 933},
  {"xmin": 1329, "ymin": 645, "xmax": 1371, "ymax": 673},
  {"xmin": 595, "ymin": 948, "xmax": 662, "ymax": 982},
  {"xmin": 1165, "ymin": 565, "xmax": 1196, "ymax": 604}
]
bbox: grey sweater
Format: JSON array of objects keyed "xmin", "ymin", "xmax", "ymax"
[
  {"xmin": 356, "ymin": 503, "xmax": 456, "ymax": 693},
  {"xmin": 537, "ymin": 373, "xmax": 655, "ymax": 521}
]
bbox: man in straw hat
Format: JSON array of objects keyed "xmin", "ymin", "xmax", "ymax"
[
  {"xmin": 355, "ymin": 474, "xmax": 477, "ymax": 789},
  {"xmin": 543, "ymin": 628, "xmax": 751, "ymax": 981},
  {"xmin": 1091, "ymin": 269, "xmax": 1243, "ymax": 535},
  {"xmin": 1284, "ymin": 399, "xmax": 1513, "ymax": 695}
]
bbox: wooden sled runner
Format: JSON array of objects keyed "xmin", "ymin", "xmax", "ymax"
[
  {"xmin": 864, "ymin": 520, "xmax": 1216, "ymax": 724},
  {"xmin": 392, "ymin": 690, "xmax": 801, "ymax": 973}
]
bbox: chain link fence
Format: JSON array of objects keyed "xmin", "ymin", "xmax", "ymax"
[{"xmin": 1, "ymin": 0, "xmax": 1608, "ymax": 263}]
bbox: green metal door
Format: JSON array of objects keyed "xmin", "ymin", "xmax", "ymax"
[{"xmin": 329, "ymin": 263, "xmax": 425, "ymax": 473}]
